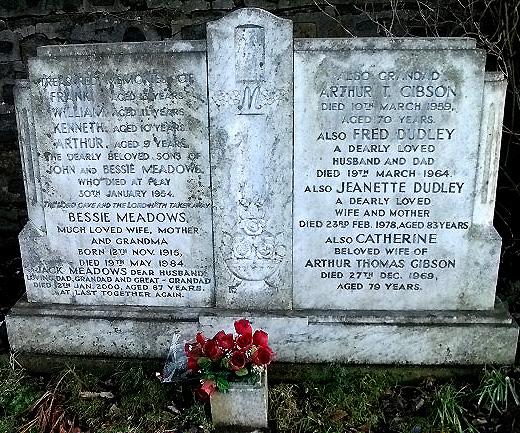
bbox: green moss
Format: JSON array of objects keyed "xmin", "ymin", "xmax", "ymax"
[
  {"xmin": 0, "ymin": 356, "xmax": 45, "ymax": 433},
  {"xmin": 269, "ymin": 363, "xmax": 478, "ymax": 386},
  {"xmin": 51, "ymin": 363, "xmax": 212, "ymax": 433},
  {"xmin": 2, "ymin": 357, "xmax": 506, "ymax": 433},
  {"xmin": 269, "ymin": 368, "xmax": 393, "ymax": 432},
  {"xmin": 313, "ymin": 370, "xmax": 391, "ymax": 430}
]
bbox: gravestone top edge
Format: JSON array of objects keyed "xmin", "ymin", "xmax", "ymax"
[
  {"xmin": 36, "ymin": 40, "xmax": 207, "ymax": 57},
  {"xmin": 206, "ymin": 6, "xmax": 293, "ymax": 28},
  {"xmin": 294, "ymin": 37, "xmax": 477, "ymax": 51}
]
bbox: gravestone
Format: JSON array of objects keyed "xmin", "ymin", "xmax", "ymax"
[
  {"xmin": 293, "ymin": 39, "xmax": 500, "ymax": 311},
  {"xmin": 17, "ymin": 41, "xmax": 214, "ymax": 307},
  {"xmin": 207, "ymin": 10, "xmax": 293, "ymax": 310},
  {"xmin": 6, "ymin": 8, "xmax": 519, "ymax": 364}
]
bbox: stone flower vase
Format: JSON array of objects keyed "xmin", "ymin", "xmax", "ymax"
[{"xmin": 210, "ymin": 370, "xmax": 268, "ymax": 428}]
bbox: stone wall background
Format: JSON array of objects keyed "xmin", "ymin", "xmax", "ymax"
[{"xmin": 1, "ymin": 0, "xmax": 519, "ymax": 313}]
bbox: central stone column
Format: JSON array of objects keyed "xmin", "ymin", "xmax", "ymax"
[{"xmin": 207, "ymin": 9, "xmax": 293, "ymax": 309}]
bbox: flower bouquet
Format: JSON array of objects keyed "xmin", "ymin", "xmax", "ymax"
[{"xmin": 184, "ymin": 319, "xmax": 274, "ymax": 400}]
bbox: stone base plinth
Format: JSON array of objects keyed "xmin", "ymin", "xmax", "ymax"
[{"xmin": 6, "ymin": 297, "xmax": 518, "ymax": 364}]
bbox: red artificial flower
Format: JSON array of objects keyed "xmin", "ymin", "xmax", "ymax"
[
  {"xmin": 229, "ymin": 350, "xmax": 246, "ymax": 371},
  {"xmin": 234, "ymin": 318, "xmax": 252, "ymax": 335},
  {"xmin": 187, "ymin": 356, "xmax": 199, "ymax": 371},
  {"xmin": 196, "ymin": 332, "xmax": 206, "ymax": 346},
  {"xmin": 203, "ymin": 339, "xmax": 223, "ymax": 361},
  {"xmin": 252, "ymin": 346, "xmax": 274, "ymax": 366},
  {"xmin": 253, "ymin": 329, "xmax": 269, "ymax": 347},
  {"xmin": 195, "ymin": 380, "xmax": 216, "ymax": 400},
  {"xmin": 214, "ymin": 330, "xmax": 234, "ymax": 350},
  {"xmin": 236, "ymin": 332, "xmax": 253, "ymax": 349},
  {"xmin": 214, "ymin": 330, "xmax": 225, "ymax": 343},
  {"xmin": 184, "ymin": 342, "xmax": 202, "ymax": 358}
]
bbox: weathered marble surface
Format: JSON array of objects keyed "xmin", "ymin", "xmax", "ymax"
[
  {"xmin": 473, "ymin": 72, "xmax": 507, "ymax": 225},
  {"xmin": 207, "ymin": 8, "xmax": 293, "ymax": 310},
  {"xmin": 293, "ymin": 39, "xmax": 500, "ymax": 310},
  {"xmin": 14, "ymin": 81, "xmax": 46, "ymax": 233},
  {"xmin": 18, "ymin": 41, "xmax": 214, "ymax": 307},
  {"xmin": 293, "ymin": 37, "xmax": 477, "ymax": 51},
  {"xmin": 7, "ymin": 300, "xmax": 518, "ymax": 364},
  {"xmin": 6, "ymin": 300, "xmax": 198, "ymax": 358}
]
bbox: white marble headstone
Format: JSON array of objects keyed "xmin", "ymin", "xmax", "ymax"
[
  {"xmin": 19, "ymin": 42, "xmax": 214, "ymax": 307},
  {"xmin": 9, "ymin": 9, "xmax": 517, "ymax": 366},
  {"xmin": 293, "ymin": 39, "xmax": 502, "ymax": 310}
]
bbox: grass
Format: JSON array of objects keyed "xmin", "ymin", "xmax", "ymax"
[
  {"xmin": 58, "ymin": 363, "xmax": 213, "ymax": 433},
  {"xmin": 476, "ymin": 366, "xmax": 520, "ymax": 415},
  {"xmin": 431, "ymin": 383, "xmax": 476, "ymax": 433},
  {"xmin": 269, "ymin": 366, "xmax": 392, "ymax": 432},
  {"xmin": 0, "ymin": 357, "xmax": 213, "ymax": 433},
  {"xmin": 1, "ymin": 358, "xmax": 520, "ymax": 433},
  {"xmin": 0, "ymin": 356, "xmax": 44, "ymax": 433}
]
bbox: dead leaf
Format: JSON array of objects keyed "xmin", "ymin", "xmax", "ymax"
[
  {"xmin": 108, "ymin": 403, "xmax": 121, "ymax": 417},
  {"xmin": 167, "ymin": 404, "xmax": 181, "ymax": 414},
  {"xmin": 79, "ymin": 391, "xmax": 114, "ymax": 399}
]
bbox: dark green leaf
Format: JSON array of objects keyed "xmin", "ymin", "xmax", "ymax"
[
  {"xmin": 235, "ymin": 368, "xmax": 249, "ymax": 377},
  {"xmin": 197, "ymin": 357, "xmax": 211, "ymax": 370},
  {"xmin": 221, "ymin": 357, "xmax": 231, "ymax": 370},
  {"xmin": 216, "ymin": 377, "xmax": 229, "ymax": 392}
]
